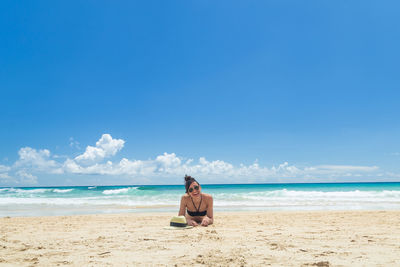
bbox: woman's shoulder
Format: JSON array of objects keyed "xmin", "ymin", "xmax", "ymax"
[
  {"xmin": 181, "ymin": 193, "xmax": 190, "ymax": 200},
  {"xmin": 201, "ymin": 193, "xmax": 213, "ymax": 200}
]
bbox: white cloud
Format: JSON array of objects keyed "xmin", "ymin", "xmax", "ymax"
[
  {"xmin": 64, "ymin": 157, "xmax": 156, "ymax": 176},
  {"xmin": 61, "ymin": 151, "xmax": 381, "ymax": 182},
  {"xmin": 14, "ymin": 147, "xmax": 62, "ymax": 173},
  {"xmin": 0, "ymin": 172, "xmax": 11, "ymax": 180},
  {"xmin": 74, "ymin": 134, "xmax": 125, "ymax": 164},
  {"xmin": 304, "ymin": 165, "xmax": 379, "ymax": 175},
  {"xmin": 156, "ymin": 153, "xmax": 181, "ymax": 169},
  {"xmin": 0, "ymin": 133, "xmax": 387, "ymax": 185},
  {"xmin": 118, "ymin": 158, "xmax": 157, "ymax": 176},
  {"xmin": 0, "ymin": 165, "xmax": 12, "ymax": 182},
  {"xmin": 16, "ymin": 170, "xmax": 37, "ymax": 184},
  {"xmin": 0, "ymin": 164, "xmax": 11, "ymax": 173},
  {"xmin": 310, "ymin": 165, "xmax": 379, "ymax": 172}
]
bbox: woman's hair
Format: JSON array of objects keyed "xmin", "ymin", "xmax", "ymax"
[{"xmin": 184, "ymin": 175, "xmax": 199, "ymax": 193}]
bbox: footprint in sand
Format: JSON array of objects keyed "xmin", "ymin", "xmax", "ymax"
[
  {"xmin": 320, "ymin": 251, "xmax": 335, "ymax": 256},
  {"xmin": 270, "ymin": 243, "xmax": 285, "ymax": 251},
  {"xmin": 55, "ymin": 260, "xmax": 71, "ymax": 265},
  {"xmin": 24, "ymin": 257, "xmax": 39, "ymax": 262},
  {"xmin": 302, "ymin": 261, "xmax": 330, "ymax": 267}
]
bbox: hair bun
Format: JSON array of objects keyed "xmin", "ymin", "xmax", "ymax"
[{"xmin": 184, "ymin": 175, "xmax": 192, "ymax": 182}]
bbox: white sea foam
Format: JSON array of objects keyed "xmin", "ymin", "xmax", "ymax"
[
  {"xmin": 53, "ymin": 189, "xmax": 73, "ymax": 193},
  {"xmin": 102, "ymin": 187, "xmax": 137, "ymax": 195},
  {"xmin": 1, "ymin": 187, "xmax": 400, "ymax": 217},
  {"xmin": 210, "ymin": 189, "xmax": 400, "ymax": 209},
  {"xmin": 1, "ymin": 189, "xmax": 399, "ymax": 206},
  {"xmin": 0, "ymin": 197, "xmax": 177, "ymax": 207},
  {"xmin": 0, "ymin": 188, "xmax": 14, "ymax": 193},
  {"xmin": 14, "ymin": 188, "xmax": 51, "ymax": 194},
  {"xmin": 214, "ymin": 189, "xmax": 400, "ymax": 201}
]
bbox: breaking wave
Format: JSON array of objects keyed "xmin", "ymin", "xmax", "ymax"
[{"xmin": 1, "ymin": 183, "xmax": 400, "ymax": 216}]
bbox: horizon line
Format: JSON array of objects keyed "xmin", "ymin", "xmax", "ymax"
[{"xmin": 2, "ymin": 180, "xmax": 400, "ymax": 188}]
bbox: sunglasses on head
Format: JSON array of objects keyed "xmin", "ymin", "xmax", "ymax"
[{"xmin": 188, "ymin": 185, "xmax": 199, "ymax": 193}]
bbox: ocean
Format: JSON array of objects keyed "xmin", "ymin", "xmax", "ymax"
[{"xmin": 1, "ymin": 182, "xmax": 400, "ymax": 217}]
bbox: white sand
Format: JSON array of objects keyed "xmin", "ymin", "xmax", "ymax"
[{"xmin": 1, "ymin": 211, "xmax": 400, "ymax": 266}]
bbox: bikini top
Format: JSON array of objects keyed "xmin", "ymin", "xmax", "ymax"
[{"xmin": 187, "ymin": 195, "xmax": 207, "ymax": 217}]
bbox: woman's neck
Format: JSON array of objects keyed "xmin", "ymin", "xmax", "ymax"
[{"xmin": 191, "ymin": 193, "xmax": 202, "ymax": 201}]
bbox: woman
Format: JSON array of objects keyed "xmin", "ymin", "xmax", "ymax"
[{"xmin": 178, "ymin": 175, "xmax": 213, "ymax": 227}]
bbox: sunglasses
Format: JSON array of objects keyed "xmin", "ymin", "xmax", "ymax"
[{"xmin": 188, "ymin": 185, "xmax": 199, "ymax": 193}]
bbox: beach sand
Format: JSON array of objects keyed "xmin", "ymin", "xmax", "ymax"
[{"xmin": 1, "ymin": 211, "xmax": 400, "ymax": 266}]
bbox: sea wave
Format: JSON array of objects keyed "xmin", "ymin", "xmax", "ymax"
[
  {"xmin": 7, "ymin": 188, "xmax": 52, "ymax": 194},
  {"xmin": 213, "ymin": 189, "xmax": 400, "ymax": 201},
  {"xmin": 0, "ymin": 197, "xmax": 177, "ymax": 206},
  {"xmin": 0, "ymin": 188, "xmax": 13, "ymax": 193},
  {"xmin": 102, "ymin": 187, "xmax": 138, "ymax": 195},
  {"xmin": 1, "ymin": 188, "xmax": 400, "ymax": 212},
  {"xmin": 1, "ymin": 189, "xmax": 399, "ymax": 206},
  {"xmin": 53, "ymin": 189, "xmax": 73, "ymax": 193}
]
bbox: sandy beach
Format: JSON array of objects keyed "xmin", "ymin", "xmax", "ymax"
[{"xmin": 1, "ymin": 211, "xmax": 400, "ymax": 266}]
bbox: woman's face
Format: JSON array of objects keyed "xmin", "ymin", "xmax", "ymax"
[{"xmin": 188, "ymin": 182, "xmax": 201, "ymax": 197}]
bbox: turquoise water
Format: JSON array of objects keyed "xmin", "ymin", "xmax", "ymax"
[{"xmin": 1, "ymin": 182, "xmax": 400, "ymax": 217}]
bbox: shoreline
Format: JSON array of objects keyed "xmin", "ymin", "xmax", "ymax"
[
  {"xmin": 1, "ymin": 210, "xmax": 400, "ymax": 266},
  {"xmin": 2, "ymin": 208, "xmax": 400, "ymax": 218},
  {"xmin": 3, "ymin": 206, "xmax": 400, "ymax": 218},
  {"xmin": 2, "ymin": 206, "xmax": 400, "ymax": 219}
]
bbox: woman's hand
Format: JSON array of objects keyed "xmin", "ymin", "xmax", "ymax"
[
  {"xmin": 201, "ymin": 216, "xmax": 211, "ymax": 226},
  {"xmin": 188, "ymin": 220, "xmax": 198, "ymax": 227}
]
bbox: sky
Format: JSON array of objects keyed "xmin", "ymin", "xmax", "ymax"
[{"xmin": 1, "ymin": 1, "xmax": 400, "ymax": 186}]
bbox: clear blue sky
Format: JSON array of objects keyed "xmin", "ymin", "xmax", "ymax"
[{"xmin": 1, "ymin": 1, "xmax": 400, "ymax": 186}]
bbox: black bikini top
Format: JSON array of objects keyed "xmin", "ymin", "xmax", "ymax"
[{"xmin": 187, "ymin": 195, "xmax": 207, "ymax": 217}]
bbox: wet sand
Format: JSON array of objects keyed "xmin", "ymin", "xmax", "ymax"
[{"xmin": 1, "ymin": 211, "xmax": 400, "ymax": 266}]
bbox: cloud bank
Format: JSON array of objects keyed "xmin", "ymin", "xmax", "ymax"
[
  {"xmin": 0, "ymin": 134, "xmax": 383, "ymax": 185},
  {"xmin": 74, "ymin": 134, "xmax": 125, "ymax": 165}
]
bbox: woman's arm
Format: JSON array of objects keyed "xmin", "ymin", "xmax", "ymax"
[
  {"xmin": 201, "ymin": 195, "xmax": 213, "ymax": 226},
  {"xmin": 179, "ymin": 195, "xmax": 198, "ymax": 226},
  {"xmin": 178, "ymin": 195, "xmax": 186, "ymax": 216}
]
